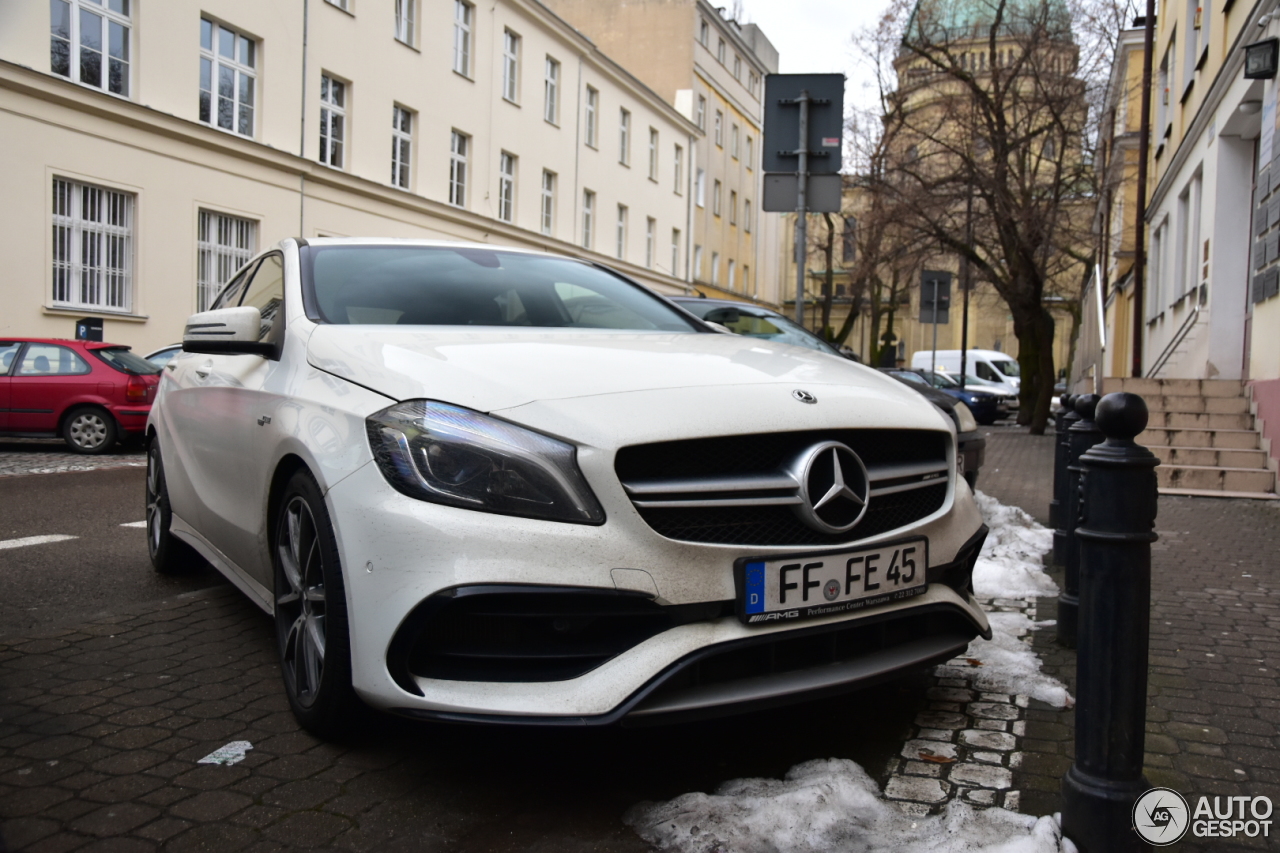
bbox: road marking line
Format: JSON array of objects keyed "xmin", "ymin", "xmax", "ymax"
[
  {"xmin": 0, "ymin": 535, "xmax": 78, "ymax": 550},
  {"xmin": 120, "ymin": 521, "xmax": 147, "ymax": 528}
]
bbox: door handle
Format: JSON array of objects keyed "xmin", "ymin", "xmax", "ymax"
[{"xmin": 195, "ymin": 361, "xmax": 212, "ymax": 379}]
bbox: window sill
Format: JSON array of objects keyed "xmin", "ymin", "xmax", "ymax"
[
  {"xmin": 545, "ymin": 119, "xmax": 560, "ymax": 128},
  {"xmin": 201, "ymin": 121, "xmax": 256, "ymax": 141},
  {"xmin": 453, "ymin": 69, "xmax": 474, "ymax": 82},
  {"xmin": 44, "ymin": 306, "xmax": 150, "ymax": 323},
  {"xmin": 323, "ymin": 0, "xmax": 355, "ymax": 17},
  {"xmin": 503, "ymin": 97, "xmax": 520, "ymax": 107},
  {"xmin": 648, "ymin": 177, "xmax": 659, "ymax": 184},
  {"xmin": 395, "ymin": 38, "xmax": 421, "ymax": 53}
]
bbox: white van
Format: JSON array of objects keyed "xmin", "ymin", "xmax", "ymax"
[{"xmin": 911, "ymin": 349, "xmax": 1021, "ymax": 390}]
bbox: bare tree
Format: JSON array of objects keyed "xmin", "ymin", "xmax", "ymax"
[{"xmin": 846, "ymin": 0, "xmax": 1134, "ymax": 433}]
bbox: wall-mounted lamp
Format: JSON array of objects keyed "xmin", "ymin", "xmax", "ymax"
[{"xmin": 1245, "ymin": 38, "xmax": 1279, "ymax": 78}]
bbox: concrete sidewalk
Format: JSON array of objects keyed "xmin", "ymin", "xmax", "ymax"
[{"xmin": 979, "ymin": 424, "xmax": 1280, "ymax": 851}]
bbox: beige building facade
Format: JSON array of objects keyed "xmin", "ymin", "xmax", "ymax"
[
  {"xmin": 539, "ymin": 0, "xmax": 782, "ymax": 306},
  {"xmin": 0, "ymin": 0, "xmax": 701, "ymax": 353}
]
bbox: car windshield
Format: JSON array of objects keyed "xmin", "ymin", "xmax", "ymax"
[
  {"xmin": 920, "ymin": 370, "xmax": 960, "ymax": 389},
  {"xmin": 991, "ymin": 358, "xmax": 1020, "ymax": 377},
  {"xmin": 892, "ymin": 371, "xmax": 929, "ymax": 387},
  {"xmin": 677, "ymin": 301, "xmax": 840, "ymax": 356},
  {"xmin": 305, "ymin": 246, "xmax": 699, "ymax": 332},
  {"xmin": 94, "ymin": 347, "xmax": 161, "ymax": 375}
]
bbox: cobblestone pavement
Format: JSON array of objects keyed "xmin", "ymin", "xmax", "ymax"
[
  {"xmin": 0, "ymin": 440, "xmax": 145, "ymax": 479},
  {"xmin": 981, "ymin": 425, "xmax": 1280, "ymax": 851}
]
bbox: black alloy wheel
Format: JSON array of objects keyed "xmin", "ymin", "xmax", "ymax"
[
  {"xmin": 273, "ymin": 470, "xmax": 359, "ymax": 737},
  {"xmin": 145, "ymin": 441, "xmax": 187, "ymax": 573}
]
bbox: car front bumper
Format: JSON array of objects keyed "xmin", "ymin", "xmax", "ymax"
[{"xmin": 326, "ymin": 461, "xmax": 991, "ymax": 723}]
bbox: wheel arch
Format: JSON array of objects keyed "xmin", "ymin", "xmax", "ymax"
[{"xmin": 266, "ymin": 453, "xmax": 312, "ymax": 553}]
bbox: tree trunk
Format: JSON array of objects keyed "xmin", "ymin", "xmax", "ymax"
[{"xmin": 1011, "ymin": 305, "xmax": 1056, "ymax": 434}]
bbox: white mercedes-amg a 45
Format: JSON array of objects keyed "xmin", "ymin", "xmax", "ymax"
[{"xmin": 146, "ymin": 238, "xmax": 990, "ymax": 737}]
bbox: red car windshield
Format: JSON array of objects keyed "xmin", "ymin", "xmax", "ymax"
[{"xmin": 93, "ymin": 347, "xmax": 161, "ymax": 376}]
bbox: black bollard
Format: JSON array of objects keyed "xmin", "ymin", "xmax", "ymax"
[
  {"xmin": 1049, "ymin": 394, "xmax": 1074, "ymax": 533},
  {"xmin": 1061, "ymin": 392, "xmax": 1159, "ymax": 852},
  {"xmin": 1058, "ymin": 394, "xmax": 1103, "ymax": 647},
  {"xmin": 1051, "ymin": 396, "xmax": 1081, "ymax": 566}
]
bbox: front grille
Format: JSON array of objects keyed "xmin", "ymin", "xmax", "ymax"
[{"xmin": 616, "ymin": 430, "xmax": 950, "ymax": 546}]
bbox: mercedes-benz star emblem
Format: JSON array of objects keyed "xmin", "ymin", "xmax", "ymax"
[
  {"xmin": 792, "ymin": 389, "xmax": 817, "ymax": 404},
  {"xmin": 788, "ymin": 441, "xmax": 871, "ymax": 534}
]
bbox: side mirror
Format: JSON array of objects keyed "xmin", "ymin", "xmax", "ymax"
[
  {"xmin": 182, "ymin": 307, "xmax": 275, "ymax": 357},
  {"xmin": 703, "ymin": 307, "xmax": 741, "ymax": 325}
]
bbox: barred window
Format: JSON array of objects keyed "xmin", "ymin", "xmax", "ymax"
[
  {"xmin": 197, "ymin": 210, "xmax": 257, "ymax": 311},
  {"xmin": 51, "ymin": 0, "xmax": 131, "ymax": 97},
  {"xmin": 51, "ymin": 178, "xmax": 133, "ymax": 312},
  {"xmin": 498, "ymin": 152, "xmax": 516, "ymax": 223},
  {"xmin": 453, "ymin": 1, "xmax": 473, "ymax": 76},
  {"xmin": 449, "ymin": 130, "xmax": 469, "ymax": 207},
  {"xmin": 391, "ymin": 106, "xmax": 413, "ymax": 189},
  {"xmin": 320, "ymin": 75, "xmax": 346, "ymax": 167},
  {"xmin": 199, "ymin": 19, "xmax": 256, "ymax": 137}
]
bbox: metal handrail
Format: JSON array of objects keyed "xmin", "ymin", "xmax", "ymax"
[{"xmin": 1148, "ymin": 291, "xmax": 1203, "ymax": 378}]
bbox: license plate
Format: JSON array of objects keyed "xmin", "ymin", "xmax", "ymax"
[{"xmin": 737, "ymin": 537, "xmax": 928, "ymax": 624}]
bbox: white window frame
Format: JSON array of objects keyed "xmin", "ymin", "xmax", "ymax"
[
  {"xmin": 51, "ymin": 177, "xmax": 134, "ymax": 313},
  {"xmin": 502, "ymin": 29, "xmax": 520, "ymax": 103},
  {"xmin": 648, "ymin": 128, "xmax": 659, "ymax": 180},
  {"xmin": 582, "ymin": 190, "xmax": 595, "ymax": 249},
  {"xmin": 540, "ymin": 170, "xmax": 555, "ymax": 236},
  {"xmin": 693, "ymin": 244, "xmax": 704, "ymax": 280},
  {"xmin": 619, "ymin": 108, "xmax": 631, "ymax": 165},
  {"xmin": 450, "ymin": 130, "xmax": 469, "ymax": 207},
  {"xmin": 320, "ymin": 74, "xmax": 346, "ymax": 168},
  {"xmin": 453, "ymin": 0, "xmax": 473, "ymax": 77},
  {"xmin": 748, "ymin": 71, "xmax": 759, "ymax": 97},
  {"xmin": 199, "ymin": 19, "xmax": 256, "ymax": 137},
  {"xmin": 744, "ymin": 199, "xmax": 752, "ymax": 233},
  {"xmin": 731, "ymin": 124, "xmax": 739, "ymax": 159},
  {"xmin": 671, "ymin": 228, "xmax": 681, "ymax": 273},
  {"xmin": 645, "ymin": 217, "xmax": 656, "ymax": 268},
  {"xmin": 746, "ymin": 135, "xmax": 754, "ymax": 169},
  {"xmin": 395, "ymin": 0, "xmax": 416, "ymax": 47},
  {"xmin": 197, "ymin": 209, "xmax": 257, "ymax": 312},
  {"xmin": 616, "ymin": 204, "xmax": 628, "ymax": 259},
  {"xmin": 498, "ymin": 151, "xmax": 516, "ymax": 223},
  {"xmin": 695, "ymin": 168, "xmax": 706, "ymax": 208},
  {"xmin": 729, "ymin": 189, "xmax": 737, "ymax": 224},
  {"xmin": 717, "ymin": 38, "xmax": 725, "ymax": 64},
  {"xmin": 713, "ymin": 179, "xmax": 722, "ymax": 216},
  {"xmin": 50, "ymin": 0, "xmax": 131, "ymax": 97},
  {"xmin": 673, "ymin": 145, "xmax": 683, "ymax": 194},
  {"xmin": 696, "ymin": 96, "xmax": 706, "ymax": 131},
  {"xmin": 585, "ymin": 86, "xmax": 598, "ymax": 147},
  {"xmin": 544, "ymin": 57, "xmax": 560, "ymax": 124},
  {"xmin": 699, "ymin": 18, "xmax": 709, "ymax": 46},
  {"xmin": 714, "ymin": 111, "xmax": 723, "ymax": 147},
  {"xmin": 711, "ymin": 251, "xmax": 720, "ymax": 285},
  {"xmin": 733, "ymin": 54, "xmax": 742, "ymax": 80},
  {"xmin": 728, "ymin": 259, "xmax": 736, "ymax": 290},
  {"xmin": 392, "ymin": 105, "xmax": 413, "ymax": 189}
]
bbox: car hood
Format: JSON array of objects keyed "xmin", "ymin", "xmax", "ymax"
[{"xmin": 306, "ymin": 326, "xmax": 946, "ymax": 428}]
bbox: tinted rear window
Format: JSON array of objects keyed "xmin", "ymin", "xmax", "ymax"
[{"xmin": 94, "ymin": 347, "xmax": 161, "ymax": 375}]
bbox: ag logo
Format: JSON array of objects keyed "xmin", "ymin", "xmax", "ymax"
[
  {"xmin": 823, "ymin": 579, "xmax": 841, "ymax": 601},
  {"xmin": 1133, "ymin": 787, "xmax": 1189, "ymax": 845}
]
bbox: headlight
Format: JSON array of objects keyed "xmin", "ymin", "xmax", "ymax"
[
  {"xmin": 953, "ymin": 401, "xmax": 977, "ymax": 433},
  {"xmin": 366, "ymin": 401, "xmax": 605, "ymax": 524}
]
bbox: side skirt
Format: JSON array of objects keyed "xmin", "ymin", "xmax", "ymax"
[{"xmin": 171, "ymin": 513, "xmax": 274, "ymax": 615}]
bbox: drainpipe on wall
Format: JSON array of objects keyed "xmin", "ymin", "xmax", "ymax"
[
  {"xmin": 1132, "ymin": 4, "xmax": 1155, "ymax": 377},
  {"xmin": 298, "ymin": 0, "xmax": 309, "ymax": 238}
]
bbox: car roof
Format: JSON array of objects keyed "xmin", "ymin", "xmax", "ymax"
[
  {"xmin": 0, "ymin": 337, "xmax": 128, "ymax": 350},
  {"xmin": 295, "ymin": 237, "xmax": 582, "ymax": 263}
]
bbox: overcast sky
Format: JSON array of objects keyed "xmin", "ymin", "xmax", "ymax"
[{"xmin": 738, "ymin": 0, "xmax": 895, "ymax": 113}]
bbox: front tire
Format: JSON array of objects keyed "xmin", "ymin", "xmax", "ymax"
[
  {"xmin": 64, "ymin": 406, "xmax": 118, "ymax": 454},
  {"xmin": 146, "ymin": 441, "xmax": 189, "ymax": 574},
  {"xmin": 273, "ymin": 470, "xmax": 359, "ymax": 738}
]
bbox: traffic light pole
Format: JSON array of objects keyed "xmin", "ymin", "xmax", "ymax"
[{"xmin": 794, "ymin": 90, "xmax": 810, "ymax": 327}]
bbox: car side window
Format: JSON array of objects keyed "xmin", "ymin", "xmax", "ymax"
[
  {"xmin": 240, "ymin": 254, "xmax": 285, "ymax": 341},
  {"xmin": 976, "ymin": 362, "xmax": 997, "ymax": 381},
  {"xmin": 210, "ymin": 261, "xmax": 258, "ymax": 311},
  {"xmin": 0, "ymin": 342, "xmax": 20, "ymax": 375},
  {"xmin": 16, "ymin": 344, "xmax": 91, "ymax": 376}
]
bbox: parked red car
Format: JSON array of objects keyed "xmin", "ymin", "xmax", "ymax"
[{"xmin": 0, "ymin": 337, "xmax": 160, "ymax": 453}]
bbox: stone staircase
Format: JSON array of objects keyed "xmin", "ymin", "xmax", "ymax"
[{"xmin": 1101, "ymin": 378, "xmax": 1278, "ymax": 498}]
